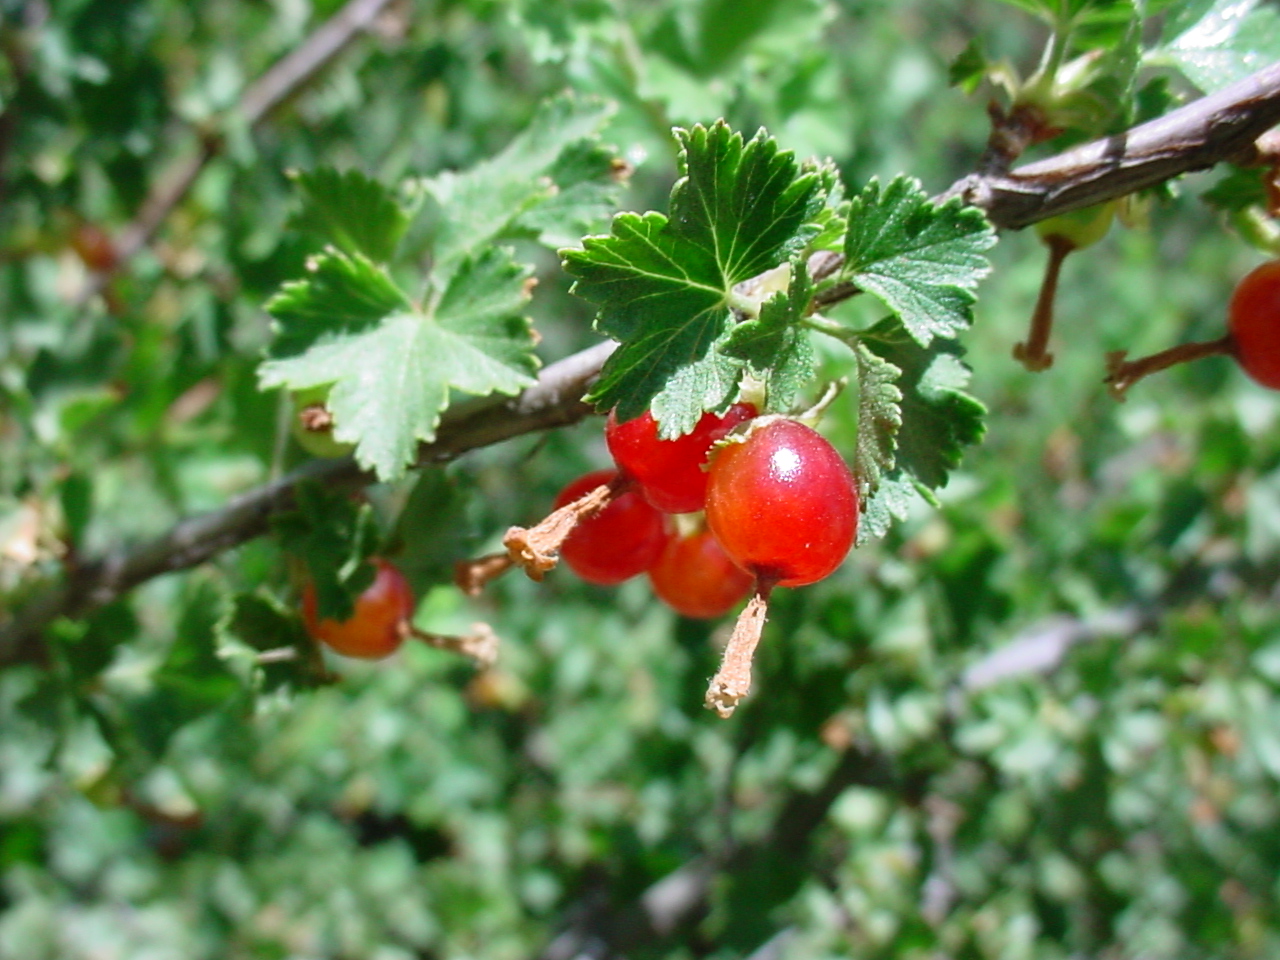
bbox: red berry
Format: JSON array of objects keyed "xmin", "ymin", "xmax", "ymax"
[
  {"xmin": 649, "ymin": 528, "xmax": 753, "ymax": 619},
  {"xmin": 556, "ymin": 469, "xmax": 667, "ymax": 585},
  {"xmin": 301, "ymin": 558, "xmax": 414, "ymax": 659},
  {"xmin": 1229, "ymin": 259, "xmax": 1280, "ymax": 389},
  {"xmin": 705, "ymin": 419, "xmax": 857, "ymax": 588},
  {"xmin": 606, "ymin": 403, "xmax": 757, "ymax": 514}
]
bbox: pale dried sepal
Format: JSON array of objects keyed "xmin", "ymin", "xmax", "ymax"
[
  {"xmin": 298, "ymin": 402, "xmax": 335, "ymax": 433},
  {"xmin": 453, "ymin": 552, "xmax": 514, "ymax": 596},
  {"xmin": 502, "ymin": 480, "xmax": 617, "ymax": 580},
  {"xmin": 408, "ymin": 622, "xmax": 500, "ymax": 668},
  {"xmin": 705, "ymin": 585, "xmax": 772, "ymax": 718}
]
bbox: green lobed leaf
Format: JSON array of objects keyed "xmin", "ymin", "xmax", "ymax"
[
  {"xmin": 126, "ymin": 582, "xmax": 241, "ymax": 759},
  {"xmin": 567, "ymin": 210, "xmax": 731, "ymax": 428},
  {"xmin": 271, "ymin": 482, "xmax": 380, "ymax": 621},
  {"xmin": 516, "ymin": 139, "xmax": 629, "ymax": 248},
  {"xmin": 52, "ymin": 601, "xmax": 136, "ymax": 686},
  {"xmin": 647, "ymin": 329, "xmax": 747, "ymax": 438},
  {"xmin": 424, "ymin": 93, "xmax": 617, "ymax": 280},
  {"xmin": 806, "ymin": 158, "xmax": 849, "ymax": 252},
  {"xmin": 988, "ymin": 0, "xmax": 1057, "ymax": 20},
  {"xmin": 722, "ymin": 260, "xmax": 817, "ymax": 413},
  {"xmin": 1202, "ymin": 163, "xmax": 1271, "ymax": 213},
  {"xmin": 261, "ymin": 99, "xmax": 605, "ymax": 477},
  {"xmin": 291, "ymin": 166, "xmax": 412, "ymax": 264},
  {"xmin": 1154, "ymin": 0, "xmax": 1280, "ymax": 92},
  {"xmin": 673, "ymin": 123, "xmax": 823, "ymax": 277},
  {"xmin": 948, "ymin": 38, "xmax": 989, "ymax": 94},
  {"xmin": 566, "ymin": 121, "xmax": 823, "ymax": 428},
  {"xmin": 387, "ymin": 468, "xmax": 475, "ymax": 594},
  {"xmin": 224, "ymin": 593, "xmax": 322, "ymax": 693},
  {"xmin": 857, "ymin": 473, "xmax": 919, "ymax": 545},
  {"xmin": 1069, "ymin": 0, "xmax": 1140, "ymax": 51},
  {"xmin": 850, "ymin": 338, "xmax": 903, "ymax": 506},
  {"xmin": 862, "ymin": 316, "xmax": 986, "ymax": 492},
  {"xmin": 260, "ymin": 248, "xmax": 539, "ymax": 481},
  {"xmin": 265, "ymin": 249, "xmax": 411, "ymax": 358},
  {"xmin": 843, "ymin": 176, "xmax": 996, "ymax": 345}
]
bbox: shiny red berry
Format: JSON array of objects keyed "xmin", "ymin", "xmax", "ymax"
[
  {"xmin": 301, "ymin": 558, "xmax": 414, "ymax": 659},
  {"xmin": 649, "ymin": 528, "xmax": 754, "ymax": 619},
  {"xmin": 606, "ymin": 403, "xmax": 757, "ymax": 514},
  {"xmin": 1229, "ymin": 259, "xmax": 1280, "ymax": 389},
  {"xmin": 705, "ymin": 419, "xmax": 857, "ymax": 588},
  {"xmin": 556, "ymin": 470, "xmax": 667, "ymax": 585}
]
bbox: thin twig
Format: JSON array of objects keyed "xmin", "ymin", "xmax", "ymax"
[
  {"xmin": 0, "ymin": 343, "xmax": 610, "ymax": 666},
  {"xmin": 944, "ymin": 61, "xmax": 1280, "ymax": 229},
  {"xmin": 536, "ymin": 740, "xmax": 907, "ymax": 960},
  {"xmin": 76, "ymin": 0, "xmax": 397, "ymax": 304}
]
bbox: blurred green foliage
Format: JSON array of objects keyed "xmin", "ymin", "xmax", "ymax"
[{"xmin": 4, "ymin": 0, "xmax": 1280, "ymax": 958}]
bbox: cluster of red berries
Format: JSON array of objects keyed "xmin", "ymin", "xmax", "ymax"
[
  {"xmin": 296, "ymin": 399, "xmax": 859, "ymax": 715},
  {"xmin": 529, "ymin": 403, "xmax": 858, "ymax": 715},
  {"xmin": 553, "ymin": 406, "xmax": 858, "ymax": 618}
]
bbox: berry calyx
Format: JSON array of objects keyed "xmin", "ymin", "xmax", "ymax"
[
  {"xmin": 502, "ymin": 471, "xmax": 629, "ymax": 582},
  {"xmin": 705, "ymin": 582, "xmax": 773, "ymax": 718},
  {"xmin": 301, "ymin": 559, "xmax": 414, "ymax": 659},
  {"xmin": 290, "ymin": 385, "xmax": 355, "ymax": 459},
  {"xmin": 649, "ymin": 527, "xmax": 753, "ymax": 619},
  {"xmin": 552, "ymin": 470, "xmax": 668, "ymax": 585},
  {"xmin": 606, "ymin": 403, "xmax": 757, "ymax": 514},
  {"xmin": 705, "ymin": 418, "xmax": 857, "ymax": 588},
  {"xmin": 1229, "ymin": 259, "xmax": 1280, "ymax": 388}
]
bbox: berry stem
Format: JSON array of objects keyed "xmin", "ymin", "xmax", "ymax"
[
  {"xmin": 1014, "ymin": 234, "xmax": 1073, "ymax": 372},
  {"xmin": 1104, "ymin": 334, "xmax": 1235, "ymax": 400},
  {"xmin": 705, "ymin": 578, "xmax": 776, "ymax": 718},
  {"xmin": 454, "ymin": 552, "xmax": 514, "ymax": 596},
  {"xmin": 405, "ymin": 621, "xmax": 500, "ymax": 667}
]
